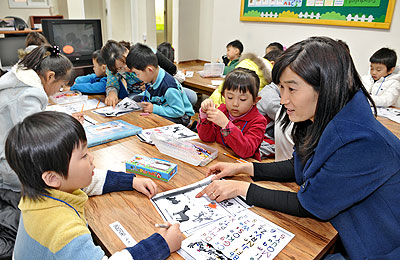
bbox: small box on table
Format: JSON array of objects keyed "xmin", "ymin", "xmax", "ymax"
[{"xmin": 125, "ymin": 155, "xmax": 177, "ymax": 182}]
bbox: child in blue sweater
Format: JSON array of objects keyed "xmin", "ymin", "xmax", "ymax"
[
  {"xmin": 66, "ymin": 50, "xmax": 107, "ymax": 94},
  {"xmin": 5, "ymin": 111, "xmax": 182, "ymax": 260},
  {"xmin": 126, "ymin": 43, "xmax": 194, "ymax": 126}
]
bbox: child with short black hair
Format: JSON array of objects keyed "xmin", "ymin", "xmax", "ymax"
[
  {"xmin": 263, "ymin": 49, "xmax": 282, "ymax": 66},
  {"xmin": 127, "ymin": 43, "xmax": 194, "ymax": 126},
  {"xmin": 265, "ymin": 42, "xmax": 284, "ymax": 54},
  {"xmin": 64, "ymin": 50, "xmax": 107, "ymax": 93},
  {"xmin": 362, "ymin": 47, "xmax": 400, "ymax": 107},
  {"xmin": 6, "ymin": 111, "xmax": 182, "ymax": 260},
  {"xmin": 101, "ymin": 40, "xmax": 179, "ymax": 107},
  {"xmin": 223, "ymin": 40, "xmax": 244, "ymax": 75},
  {"xmin": 197, "ymin": 68, "xmax": 267, "ymax": 161}
]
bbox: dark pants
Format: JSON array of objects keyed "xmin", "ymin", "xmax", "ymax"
[{"xmin": 161, "ymin": 114, "xmax": 191, "ymax": 127}]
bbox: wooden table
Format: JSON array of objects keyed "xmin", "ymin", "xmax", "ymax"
[
  {"xmin": 177, "ymin": 60, "xmax": 224, "ymax": 96},
  {"xmin": 377, "ymin": 116, "xmax": 400, "ymax": 138},
  {"xmin": 84, "ymin": 98, "xmax": 339, "ymax": 260}
]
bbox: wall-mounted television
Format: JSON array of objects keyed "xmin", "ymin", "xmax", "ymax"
[{"xmin": 42, "ymin": 19, "xmax": 102, "ymax": 66}]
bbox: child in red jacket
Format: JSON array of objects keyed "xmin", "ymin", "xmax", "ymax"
[{"xmin": 197, "ymin": 68, "xmax": 267, "ymax": 161}]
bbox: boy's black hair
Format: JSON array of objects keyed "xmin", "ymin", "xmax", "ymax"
[
  {"xmin": 369, "ymin": 48, "xmax": 397, "ymax": 70},
  {"xmin": 264, "ymin": 49, "xmax": 283, "ymax": 62},
  {"xmin": 92, "ymin": 50, "xmax": 106, "ymax": 66},
  {"xmin": 5, "ymin": 111, "xmax": 87, "ymax": 200},
  {"xmin": 157, "ymin": 42, "xmax": 175, "ymax": 62},
  {"xmin": 226, "ymin": 40, "xmax": 244, "ymax": 55},
  {"xmin": 222, "ymin": 67, "xmax": 260, "ymax": 100},
  {"xmin": 101, "ymin": 40, "xmax": 128, "ymax": 74},
  {"xmin": 18, "ymin": 45, "xmax": 73, "ymax": 82},
  {"xmin": 267, "ymin": 42, "xmax": 284, "ymax": 52},
  {"xmin": 126, "ymin": 43, "xmax": 158, "ymax": 71}
]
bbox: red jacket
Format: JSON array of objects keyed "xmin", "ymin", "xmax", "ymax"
[{"xmin": 197, "ymin": 104, "xmax": 267, "ymax": 161}]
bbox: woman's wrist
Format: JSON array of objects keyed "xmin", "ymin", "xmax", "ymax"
[
  {"xmin": 239, "ymin": 163, "xmax": 254, "ymax": 177},
  {"xmin": 238, "ymin": 182, "xmax": 251, "ymax": 197}
]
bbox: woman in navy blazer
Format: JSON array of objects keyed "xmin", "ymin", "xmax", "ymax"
[{"xmin": 196, "ymin": 37, "xmax": 400, "ymax": 260}]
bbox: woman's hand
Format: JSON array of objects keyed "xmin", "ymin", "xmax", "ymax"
[
  {"xmin": 157, "ymin": 223, "xmax": 182, "ymax": 253},
  {"xmin": 205, "ymin": 107, "xmax": 229, "ymax": 128},
  {"xmin": 105, "ymin": 91, "xmax": 119, "ymax": 108},
  {"xmin": 132, "ymin": 177, "xmax": 157, "ymax": 198},
  {"xmin": 207, "ymin": 162, "xmax": 254, "ymax": 180},
  {"xmin": 195, "ymin": 180, "xmax": 250, "ymax": 202}
]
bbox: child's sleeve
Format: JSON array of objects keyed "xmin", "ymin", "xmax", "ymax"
[
  {"xmin": 196, "ymin": 109, "xmax": 218, "ymax": 142},
  {"xmin": 71, "ymin": 77, "xmax": 107, "ymax": 94},
  {"xmin": 152, "ymin": 87, "xmax": 186, "ymax": 118},
  {"xmin": 74, "ymin": 74, "xmax": 96, "ymax": 84},
  {"xmin": 81, "ymin": 169, "xmax": 134, "ymax": 196},
  {"xmin": 361, "ymin": 74, "xmax": 373, "ymax": 93},
  {"xmin": 106, "ymin": 69, "xmax": 120, "ymax": 95},
  {"xmin": 222, "ymin": 116, "xmax": 267, "ymax": 159},
  {"xmin": 370, "ymin": 81, "xmax": 400, "ymax": 107},
  {"xmin": 61, "ymin": 231, "xmax": 170, "ymax": 260}
]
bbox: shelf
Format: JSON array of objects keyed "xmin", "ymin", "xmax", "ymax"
[
  {"xmin": 0, "ymin": 29, "xmax": 42, "ymax": 35},
  {"xmin": 30, "ymin": 15, "xmax": 63, "ymax": 29}
]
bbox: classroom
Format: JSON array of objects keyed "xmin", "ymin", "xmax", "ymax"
[{"xmin": 0, "ymin": 0, "xmax": 400, "ymax": 260}]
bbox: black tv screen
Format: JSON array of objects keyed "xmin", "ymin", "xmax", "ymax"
[{"xmin": 42, "ymin": 19, "xmax": 102, "ymax": 66}]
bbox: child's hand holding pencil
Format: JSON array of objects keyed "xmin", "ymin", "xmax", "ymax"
[
  {"xmin": 155, "ymin": 222, "xmax": 183, "ymax": 253},
  {"xmin": 72, "ymin": 104, "xmax": 84, "ymax": 124}
]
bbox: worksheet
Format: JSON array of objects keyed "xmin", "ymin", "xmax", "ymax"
[
  {"xmin": 137, "ymin": 124, "xmax": 198, "ymax": 145},
  {"xmin": 178, "ymin": 210, "xmax": 295, "ymax": 260},
  {"xmin": 92, "ymin": 97, "xmax": 142, "ymax": 117},
  {"xmin": 151, "ymin": 176, "xmax": 250, "ymax": 235}
]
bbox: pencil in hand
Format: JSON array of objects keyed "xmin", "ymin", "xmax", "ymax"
[
  {"xmin": 223, "ymin": 152, "xmax": 248, "ymax": 163},
  {"xmin": 155, "ymin": 223, "xmax": 170, "ymax": 228}
]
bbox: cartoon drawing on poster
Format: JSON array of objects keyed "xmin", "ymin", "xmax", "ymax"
[{"xmin": 151, "ymin": 176, "xmax": 250, "ymax": 235}]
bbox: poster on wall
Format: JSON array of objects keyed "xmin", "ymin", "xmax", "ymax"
[{"xmin": 240, "ymin": 0, "xmax": 396, "ymax": 29}]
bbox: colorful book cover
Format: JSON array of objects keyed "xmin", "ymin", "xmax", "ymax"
[{"xmin": 85, "ymin": 120, "xmax": 142, "ymax": 147}]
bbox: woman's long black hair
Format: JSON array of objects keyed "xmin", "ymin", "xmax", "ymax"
[{"xmin": 273, "ymin": 36, "xmax": 376, "ymax": 164}]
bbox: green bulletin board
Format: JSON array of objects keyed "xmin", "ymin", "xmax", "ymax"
[{"xmin": 240, "ymin": 0, "xmax": 396, "ymax": 29}]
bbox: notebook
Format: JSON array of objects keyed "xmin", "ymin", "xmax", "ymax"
[{"xmin": 85, "ymin": 120, "xmax": 142, "ymax": 147}]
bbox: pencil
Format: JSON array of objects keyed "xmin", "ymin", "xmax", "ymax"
[
  {"xmin": 155, "ymin": 223, "xmax": 169, "ymax": 228},
  {"xmin": 223, "ymin": 152, "xmax": 248, "ymax": 163},
  {"xmin": 96, "ymin": 99, "xmax": 101, "ymax": 109},
  {"xmin": 81, "ymin": 104, "xmax": 84, "ymax": 113}
]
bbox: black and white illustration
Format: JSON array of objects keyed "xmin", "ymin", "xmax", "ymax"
[
  {"xmin": 151, "ymin": 176, "xmax": 250, "ymax": 235},
  {"xmin": 92, "ymin": 97, "xmax": 142, "ymax": 117},
  {"xmin": 137, "ymin": 124, "xmax": 198, "ymax": 144}
]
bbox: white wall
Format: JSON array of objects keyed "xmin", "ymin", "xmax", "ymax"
[
  {"xmin": 84, "ymin": 0, "xmax": 107, "ymax": 45},
  {"xmin": 0, "ymin": 0, "xmax": 60, "ymax": 27},
  {"xmin": 194, "ymin": 0, "xmax": 400, "ymax": 75},
  {"xmin": 198, "ymin": 0, "xmax": 213, "ymax": 61},
  {"xmin": 175, "ymin": 0, "xmax": 200, "ymax": 62}
]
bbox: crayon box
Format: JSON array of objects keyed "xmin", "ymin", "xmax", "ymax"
[{"xmin": 125, "ymin": 155, "xmax": 177, "ymax": 182}]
